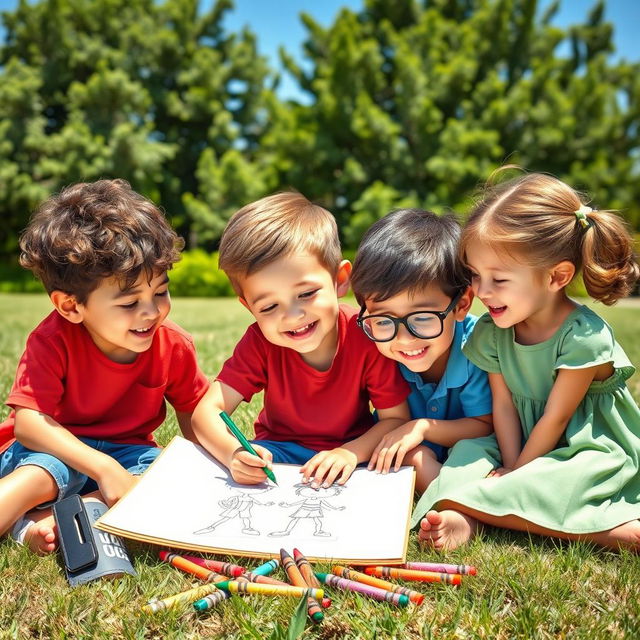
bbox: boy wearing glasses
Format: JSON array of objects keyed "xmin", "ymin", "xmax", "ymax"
[
  {"xmin": 351, "ymin": 209, "xmax": 493, "ymax": 492},
  {"xmin": 192, "ymin": 192, "xmax": 411, "ymax": 490}
]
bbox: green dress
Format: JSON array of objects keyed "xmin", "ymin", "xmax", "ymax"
[{"xmin": 411, "ymin": 305, "xmax": 640, "ymax": 533}]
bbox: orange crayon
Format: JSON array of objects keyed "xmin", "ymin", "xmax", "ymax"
[
  {"xmin": 293, "ymin": 548, "xmax": 332, "ymax": 609},
  {"xmin": 364, "ymin": 566, "xmax": 462, "ymax": 585},
  {"xmin": 280, "ymin": 548, "xmax": 324, "ymax": 623},
  {"xmin": 159, "ymin": 551, "xmax": 228, "ymax": 583},
  {"xmin": 333, "ymin": 565, "xmax": 425, "ymax": 604}
]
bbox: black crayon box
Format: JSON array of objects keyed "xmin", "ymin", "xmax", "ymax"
[{"xmin": 53, "ymin": 494, "xmax": 137, "ymax": 587}]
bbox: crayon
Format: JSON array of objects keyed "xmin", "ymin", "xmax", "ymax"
[
  {"xmin": 214, "ymin": 580, "xmax": 324, "ymax": 599},
  {"xmin": 333, "ymin": 565, "xmax": 425, "ymax": 605},
  {"xmin": 293, "ymin": 548, "xmax": 332, "ymax": 609},
  {"xmin": 364, "ymin": 566, "xmax": 462, "ymax": 585},
  {"xmin": 178, "ymin": 554, "xmax": 246, "ymax": 577},
  {"xmin": 220, "ymin": 411, "xmax": 278, "ymax": 484},
  {"xmin": 280, "ymin": 548, "xmax": 324, "ymax": 623},
  {"xmin": 315, "ymin": 572, "xmax": 409, "ymax": 607},
  {"xmin": 159, "ymin": 551, "xmax": 228, "ymax": 583},
  {"xmin": 192, "ymin": 589, "xmax": 229, "ymax": 613},
  {"xmin": 401, "ymin": 561, "xmax": 477, "ymax": 576},
  {"xmin": 250, "ymin": 558, "xmax": 280, "ymax": 576},
  {"xmin": 143, "ymin": 583, "xmax": 227, "ymax": 613},
  {"xmin": 237, "ymin": 571, "xmax": 295, "ymax": 588}
]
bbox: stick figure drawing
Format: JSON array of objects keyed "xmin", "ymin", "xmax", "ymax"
[
  {"xmin": 268, "ymin": 484, "xmax": 345, "ymax": 538},
  {"xmin": 193, "ymin": 482, "xmax": 274, "ymax": 536}
]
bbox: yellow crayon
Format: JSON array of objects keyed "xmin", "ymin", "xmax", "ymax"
[
  {"xmin": 142, "ymin": 583, "xmax": 228, "ymax": 613},
  {"xmin": 216, "ymin": 580, "xmax": 323, "ymax": 599}
]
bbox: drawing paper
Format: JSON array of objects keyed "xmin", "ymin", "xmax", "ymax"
[{"xmin": 96, "ymin": 436, "xmax": 415, "ymax": 564}]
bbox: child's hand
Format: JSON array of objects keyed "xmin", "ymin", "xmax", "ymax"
[
  {"xmin": 97, "ymin": 462, "xmax": 138, "ymax": 506},
  {"xmin": 369, "ymin": 422, "xmax": 425, "ymax": 474},
  {"xmin": 300, "ymin": 448, "xmax": 357, "ymax": 488},
  {"xmin": 486, "ymin": 466, "xmax": 513, "ymax": 478},
  {"xmin": 230, "ymin": 445, "xmax": 274, "ymax": 485}
]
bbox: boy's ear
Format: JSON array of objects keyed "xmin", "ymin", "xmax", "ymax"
[
  {"xmin": 238, "ymin": 296, "xmax": 250, "ymax": 311},
  {"xmin": 335, "ymin": 260, "xmax": 352, "ymax": 298},
  {"xmin": 549, "ymin": 261, "xmax": 575, "ymax": 291},
  {"xmin": 454, "ymin": 286, "xmax": 474, "ymax": 320},
  {"xmin": 50, "ymin": 291, "xmax": 84, "ymax": 324}
]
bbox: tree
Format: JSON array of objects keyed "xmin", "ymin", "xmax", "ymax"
[
  {"xmin": 272, "ymin": 0, "xmax": 640, "ymax": 244},
  {"xmin": 0, "ymin": 0, "xmax": 274, "ymax": 255}
]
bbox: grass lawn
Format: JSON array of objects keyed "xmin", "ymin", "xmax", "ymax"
[{"xmin": 1, "ymin": 293, "xmax": 639, "ymax": 639}]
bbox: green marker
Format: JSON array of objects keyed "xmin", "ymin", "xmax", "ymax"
[{"xmin": 219, "ymin": 411, "xmax": 278, "ymax": 485}]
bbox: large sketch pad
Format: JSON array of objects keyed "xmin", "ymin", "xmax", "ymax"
[{"xmin": 96, "ymin": 437, "xmax": 415, "ymax": 563}]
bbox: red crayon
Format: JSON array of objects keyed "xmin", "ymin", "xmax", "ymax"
[
  {"xmin": 364, "ymin": 566, "xmax": 462, "ymax": 585},
  {"xmin": 280, "ymin": 549, "xmax": 324, "ymax": 623},
  {"xmin": 402, "ymin": 561, "xmax": 477, "ymax": 576},
  {"xmin": 293, "ymin": 548, "xmax": 332, "ymax": 609},
  {"xmin": 159, "ymin": 551, "xmax": 229, "ymax": 583},
  {"xmin": 178, "ymin": 554, "xmax": 246, "ymax": 577}
]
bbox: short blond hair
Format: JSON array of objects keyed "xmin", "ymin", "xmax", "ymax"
[
  {"xmin": 460, "ymin": 171, "xmax": 639, "ymax": 305},
  {"xmin": 219, "ymin": 192, "xmax": 341, "ymax": 294}
]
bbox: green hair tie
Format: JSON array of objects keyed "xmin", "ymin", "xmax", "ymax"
[{"xmin": 574, "ymin": 205, "xmax": 593, "ymax": 230}]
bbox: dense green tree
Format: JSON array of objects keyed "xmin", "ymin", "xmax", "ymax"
[
  {"xmin": 0, "ymin": 0, "xmax": 274, "ymax": 254},
  {"xmin": 274, "ymin": 0, "xmax": 640, "ymax": 243}
]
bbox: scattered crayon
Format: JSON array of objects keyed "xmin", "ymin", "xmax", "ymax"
[
  {"xmin": 293, "ymin": 548, "xmax": 332, "ymax": 609},
  {"xmin": 159, "ymin": 551, "xmax": 228, "ymax": 583},
  {"xmin": 237, "ymin": 571, "xmax": 297, "ymax": 588},
  {"xmin": 401, "ymin": 561, "xmax": 476, "ymax": 576},
  {"xmin": 280, "ymin": 548, "xmax": 324, "ymax": 623},
  {"xmin": 364, "ymin": 566, "xmax": 462, "ymax": 585},
  {"xmin": 142, "ymin": 583, "xmax": 227, "ymax": 613},
  {"xmin": 333, "ymin": 565, "xmax": 425, "ymax": 605},
  {"xmin": 179, "ymin": 554, "xmax": 247, "ymax": 577},
  {"xmin": 250, "ymin": 558, "xmax": 280, "ymax": 576},
  {"xmin": 214, "ymin": 580, "xmax": 324, "ymax": 599},
  {"xmin": 192, "ymin": 589, "xmax": 230, "ymax": 613},
  {"xmin": 315, "ymin": 572, "xmax": 409, "ymax": 607}
]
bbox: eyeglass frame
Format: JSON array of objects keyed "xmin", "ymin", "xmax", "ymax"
[{"xmin": 356, "ymin": 289, "xmax": 464, "ymax": 343}]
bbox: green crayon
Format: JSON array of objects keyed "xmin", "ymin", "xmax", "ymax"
[{"xmin": 220, "ymin": 411, "xmax": 278, "ymax": 485}]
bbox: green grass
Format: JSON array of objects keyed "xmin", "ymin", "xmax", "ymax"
[{"xmin": 1, "ymin": 293, "xmax": 639, "ymax": 639}]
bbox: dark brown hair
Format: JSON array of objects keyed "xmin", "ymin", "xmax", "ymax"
[
  {"xmin": 19, "ymin": 179, "xmax": 183, "ymax": 303},
  {"xmin": 351, "ymin": 208, "xmax": 469, "ymax": 304},
  {"xmin": 460, "ymin": 172, "xmax": 639, "ymax": 305}
]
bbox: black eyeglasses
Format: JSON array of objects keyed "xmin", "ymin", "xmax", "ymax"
[{"xmin": 356, "ymin": 290, "xmax": 463, "ymax": 342}]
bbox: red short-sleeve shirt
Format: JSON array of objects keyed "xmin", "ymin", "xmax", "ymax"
[
  {"xmin": 217, "ymin": 304, "xmax": 410, "ymax": 451},
  {"xmin": 0, "ymin": 312, "xmax": 210, "ymax": 452}
]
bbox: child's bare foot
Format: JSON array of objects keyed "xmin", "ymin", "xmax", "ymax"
[
  {"xmin": 13, "ymin": 512, "xmax": 58, "ymax": 555},
  {"xmin": 418, "ymin": 509, "xmax": 477, "ymax": 550},
  {"xmin": 590, "ymin": 519, "xmax": 640, "ymax": 552},
  {"xmin": 24, "ymin": 520, "xmax": 57, "ymax": 555}
]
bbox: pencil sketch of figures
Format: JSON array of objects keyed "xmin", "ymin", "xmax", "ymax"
[
  {"xmin": 193, "ymin": 482, "xmax": 274, "ymax": 536},
  {"xmin": 268, "ymin": 484, "xmax": 345, "ymax": 538}
]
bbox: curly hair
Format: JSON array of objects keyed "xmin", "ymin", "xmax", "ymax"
[{"xmin": 19, "ymin": 179, "xmax": 184, "ymax": 303}]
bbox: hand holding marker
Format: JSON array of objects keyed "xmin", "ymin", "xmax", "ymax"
[{"xmin": 220, "ymin": 411, "xmax": 278, "ymax": 485}]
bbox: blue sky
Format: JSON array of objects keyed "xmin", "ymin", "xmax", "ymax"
[{"xmin": 1, "ymin": 0, "xmax": 638, "ymax": 101}]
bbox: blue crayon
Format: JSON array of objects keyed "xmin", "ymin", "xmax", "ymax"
[{"xmin": 250, "ymin": 558, "xmax": 279, "ymax": 576}]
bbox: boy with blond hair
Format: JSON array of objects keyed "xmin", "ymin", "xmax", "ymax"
[
  {"xmin": 0, "ymin": 180, "xmax": 210, "ymax": 553},
  {"xmin": 192, "ymin": 192, "xmax": 411, "ymax": 488}
]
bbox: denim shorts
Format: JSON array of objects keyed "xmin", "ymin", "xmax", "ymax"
[
  {"xmin": 251, "ymin": 439, "xmax": 318, "ymax": 465},
  {"xmin": 0, "ymin": 438, "xmax": 161, "ymax": 506}
]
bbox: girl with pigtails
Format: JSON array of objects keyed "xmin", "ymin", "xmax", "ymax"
[{"xmin": 412, "ymin": 171, "xmax": 640, "ymax": 552}]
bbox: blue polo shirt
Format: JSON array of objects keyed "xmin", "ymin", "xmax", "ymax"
[{"xmin": 400, "ymin": 314, "xmax": 492, "ymax": 462}]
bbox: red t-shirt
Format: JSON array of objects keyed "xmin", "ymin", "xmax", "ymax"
[
  {"xmin": 217, "ymin": 304, "xmax": 410, "ymax": 451},
  {"xmin": 0, "ymin": 312, "xmax": 210, "ymax": 452}
]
